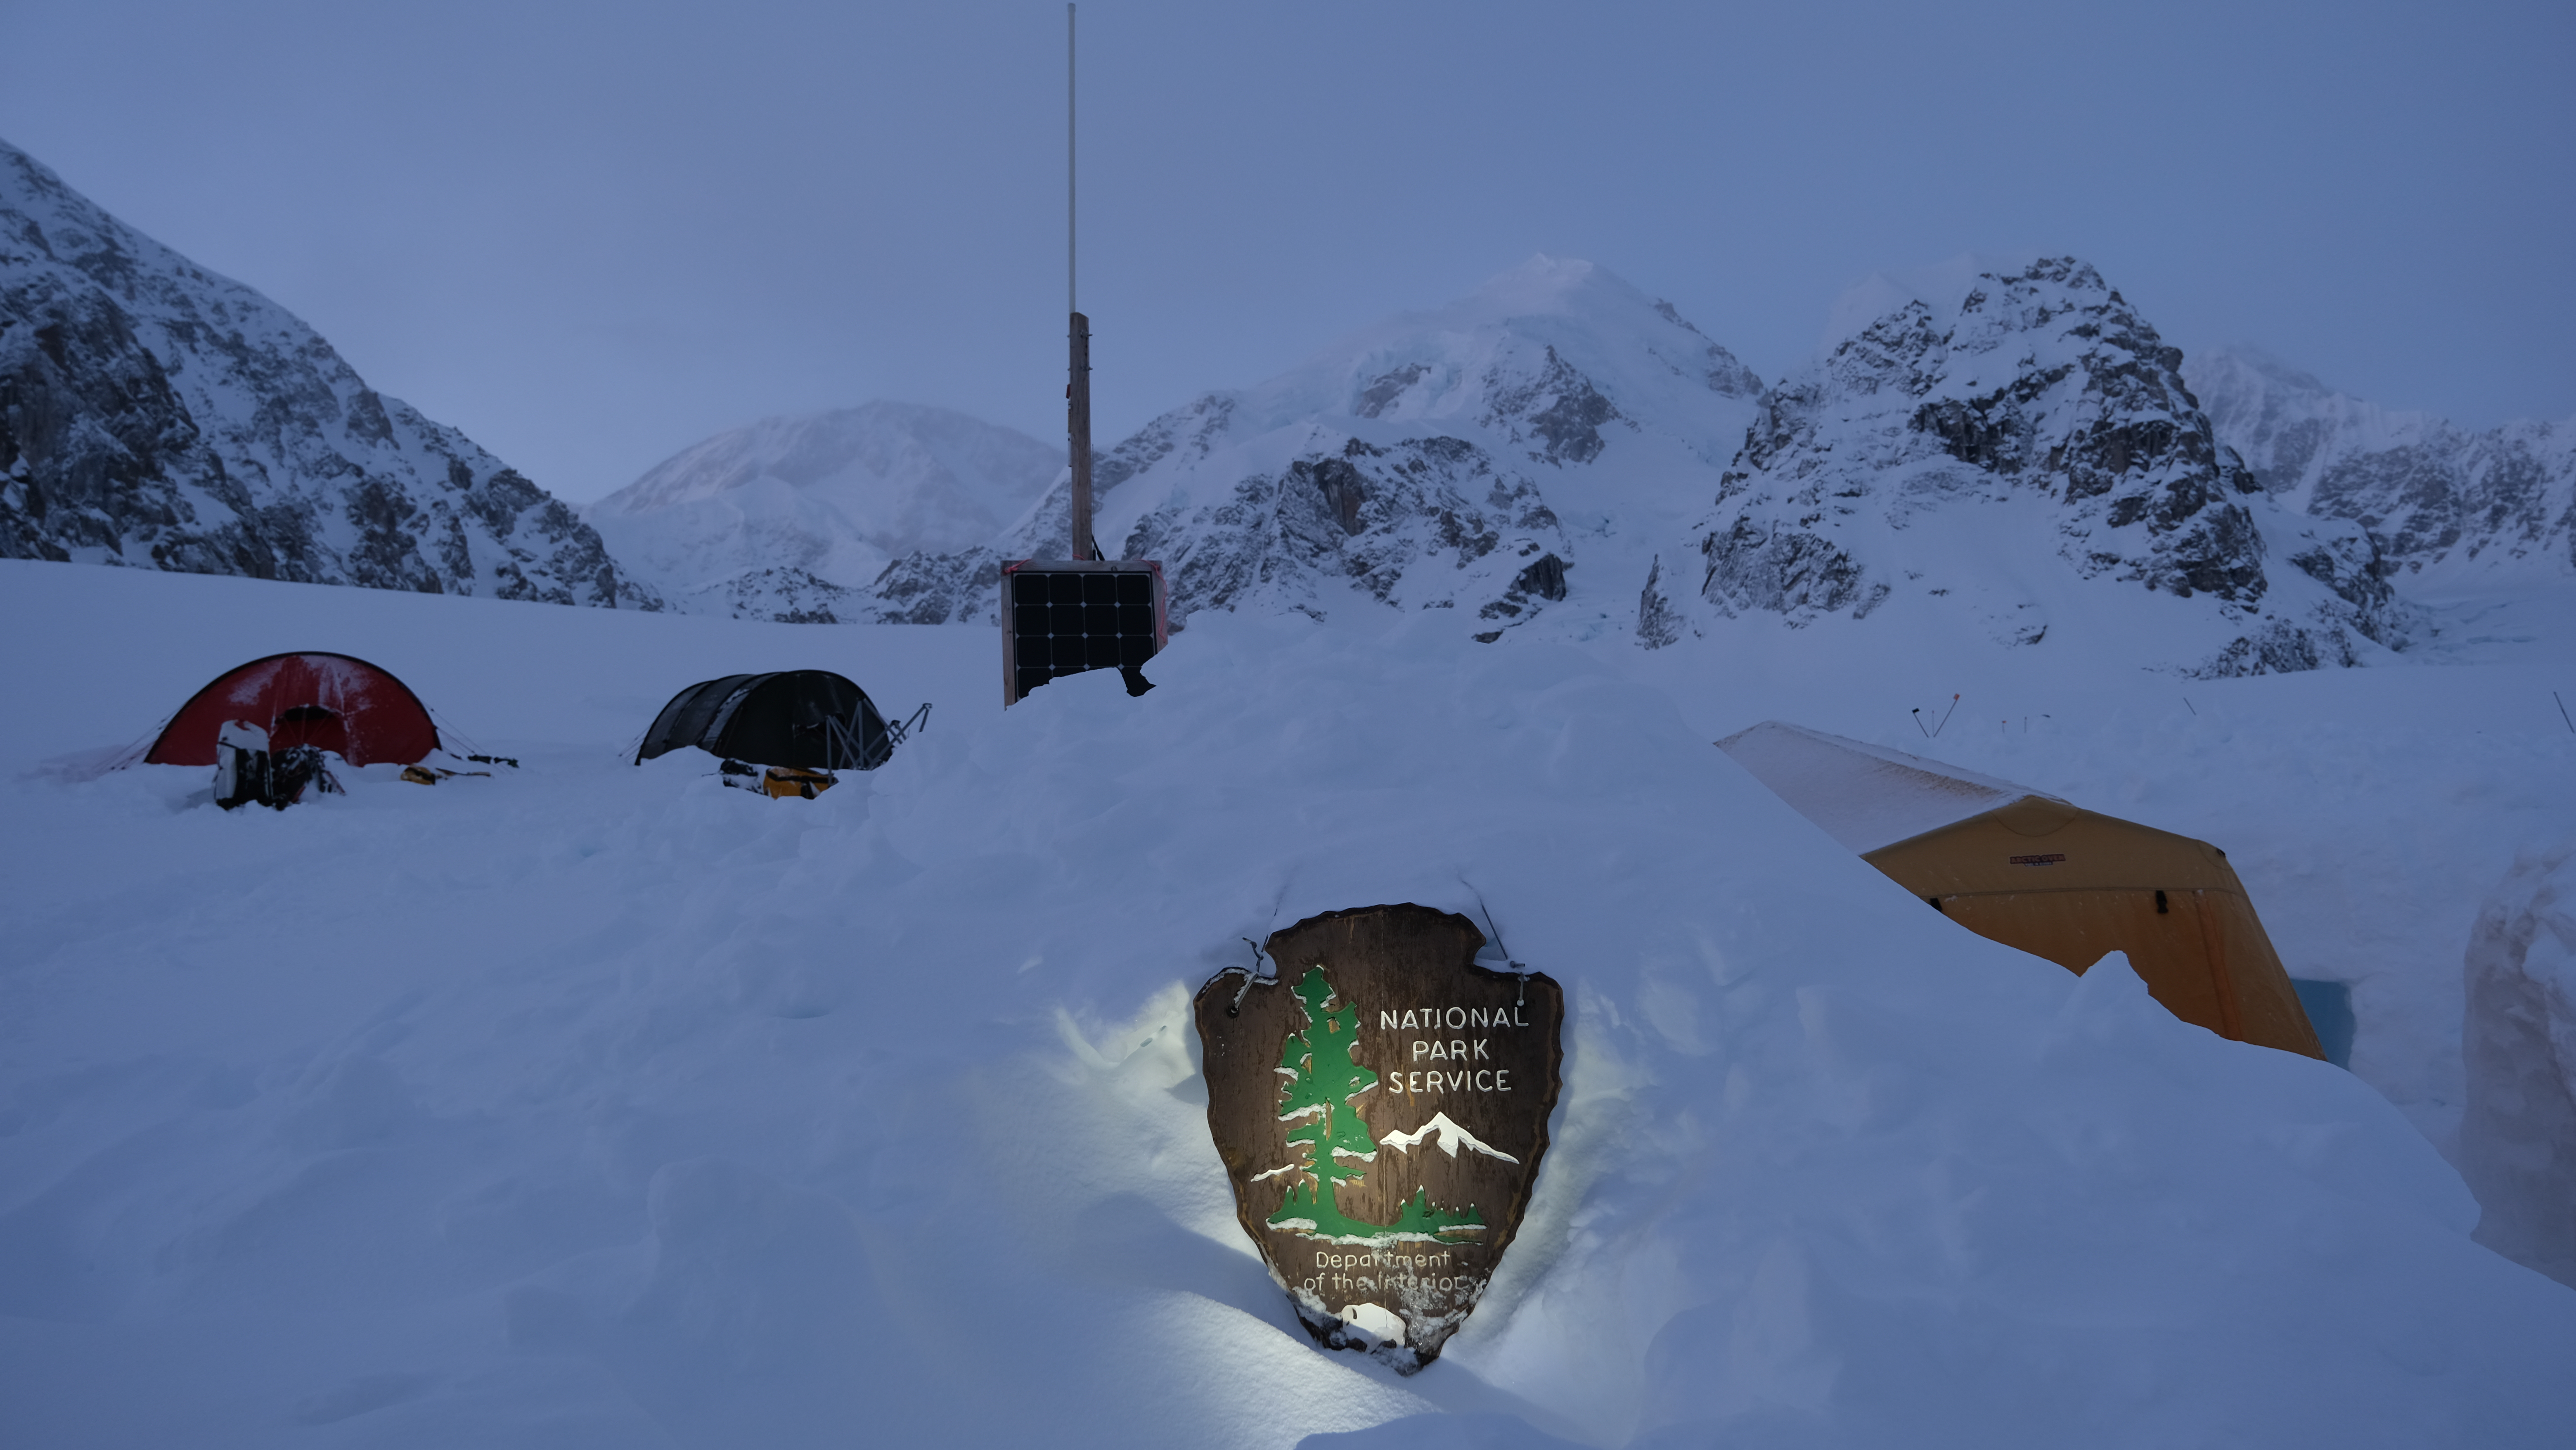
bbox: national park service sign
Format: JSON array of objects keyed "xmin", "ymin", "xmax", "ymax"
[{"xmin": 1195, "ymin": 904, "xmax": 1565, "ymax": 1372}]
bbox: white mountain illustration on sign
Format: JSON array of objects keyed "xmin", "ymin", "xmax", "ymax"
[{"xmin": 1380, "ymin": 1112, "xmax": 1519, "ymax": 1163}]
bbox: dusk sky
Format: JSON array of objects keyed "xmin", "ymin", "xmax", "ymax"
[{"xmin": 3, "ymin": 0, "xmax": 2568, "ymax": 504}]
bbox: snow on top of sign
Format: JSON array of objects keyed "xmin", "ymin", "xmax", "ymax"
[
  {"xmin": 1717, "ymin": 719, "xmax": 2062, "ymax": 855},
  {"xmin": 1380, "ymin": 1112, "xmax": 1520, "ymax": 1163}
]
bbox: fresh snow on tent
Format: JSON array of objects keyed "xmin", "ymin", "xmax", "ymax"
[
  {"xmin": 144, "ymin": 652, "xmax": 442, "ymax": 768},
  {"xmin": 1720, "ymin": 720, "xmax": 2326, "ymax": 1057},
  {"xmin": 136, "ymin": 650, "xmax": 481, "ymax": 810}
]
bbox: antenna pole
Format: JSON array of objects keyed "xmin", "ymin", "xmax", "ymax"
[
  {"xmin": 1068, "ymin": 2, "xmax": 1077, "ymax": 320},
  {"xmin": 1066, "ymin": 3, "xmax": 1094, "ymax": 559}
]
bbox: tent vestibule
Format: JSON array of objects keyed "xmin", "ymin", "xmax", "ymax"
[{"xmin": 1718, "ymin": 721, "xmax": 2324, "ymax": 1059}]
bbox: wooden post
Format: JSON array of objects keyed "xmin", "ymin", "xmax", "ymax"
[{"xmin": 1069, "ymin": 310, "xmax": 1094, "ymax": 559}]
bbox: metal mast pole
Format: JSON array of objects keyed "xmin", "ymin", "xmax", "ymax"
[{"xmin": 1066, "ymin": 2, "xmax": 1094, "ymax": 560}]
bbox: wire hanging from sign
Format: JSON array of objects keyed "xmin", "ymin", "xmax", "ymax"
[{"xmin": 1463, "ymin": 880, "xmax": 1534, "ymax": 1010}]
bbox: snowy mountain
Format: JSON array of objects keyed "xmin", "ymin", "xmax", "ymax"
[
  {"xmin": 1642, "ymin": 256, "xmax": 2406, "ymax": 677},
  {"xmin": 858, "ymin": 256, "xmax": 1766, "ymax": 638},
  {"xmin": 852, "ymin": 256, "xmax": 2451, "ymax": 682},
  {"xmin": 585, "ymin": 402, "xmax": 1062, "ymax": 622},
  {"xmin": 2187, "ymin": 345, "xmax": 2576, "ymax": 590},
  {"xmin": 0, "ymin": 140, "xmax": 656, "ymax": 608}
]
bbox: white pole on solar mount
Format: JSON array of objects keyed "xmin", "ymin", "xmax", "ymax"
[
  {"xmin": 1068, "ymin": 2, "xmax": 1077, "ymax": 319},
  {"xmin": 1066, "ymin": 2, "xmax": 1095, "ymax": 560}
]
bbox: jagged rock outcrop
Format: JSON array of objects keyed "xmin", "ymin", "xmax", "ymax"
[
  {"xmin": 584, "ymin": 400, "xmax": 1059, "ymax": 621},
  {"xmin": 0, "ymin": 139, "xmax": 653, "ymax": 607},
  {"xmin": 2188, "ymin": 345, "xmax": 2576, "ymax": 588},
  {"xmin": 1650, "ymin": 256, "xmax": 2404, "ymax": 676},
  {"xmin": 680, "ymin": 566, "xmax": 866, "ymax": 625},
  {"xmin": 855, "ymin": 434, "xmax": 1571, "ymax": 633},
  {"xmin": 1121, "ymin": 435, "xmax": 1569, "ymax": 632},
  {"xmin": 857, "ymin": 256, "xmax": 1763, "ymax": 635}
]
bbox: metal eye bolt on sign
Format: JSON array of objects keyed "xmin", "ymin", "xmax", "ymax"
[{"xmin": 1004, "ymin": 3, "xmax": 1168, "ymax": 707}]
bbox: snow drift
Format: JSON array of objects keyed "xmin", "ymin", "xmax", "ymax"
[
  {"xmin": 1, "ymin": 557, "xmax": 2571, "ymax": 1448},
  {"xmin": 2462, "ymin": 847, "xmax": 2576, "ymax": 1287}
]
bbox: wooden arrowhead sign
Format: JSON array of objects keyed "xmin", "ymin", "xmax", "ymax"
[{"xmin": 1195, "ymin": 903, "xmax": 1565, "ymax": 1372}]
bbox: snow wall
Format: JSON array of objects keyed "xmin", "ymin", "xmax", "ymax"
[{"xmin": 2463, "ymin": 848, "xmax": 2576, "ymax": 1287}]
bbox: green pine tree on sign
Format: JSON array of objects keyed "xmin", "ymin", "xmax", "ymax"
[{"xmin": 1267, "ymin": 967, "xmax": 1484, "ymax": 1244}]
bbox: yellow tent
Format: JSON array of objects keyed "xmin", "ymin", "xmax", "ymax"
[{"xmin": 1719, "ymin": 722, "xmax": 2324, "ymax": 1059}]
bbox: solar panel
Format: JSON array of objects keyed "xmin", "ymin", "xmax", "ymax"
[{"xmin": 1001, "ymin": 560, "xmax": 1169, "ymax": 704}]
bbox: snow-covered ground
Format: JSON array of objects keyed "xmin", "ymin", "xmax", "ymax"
[
  {"xmin": 1631, "ymin": 582, "xmax": 2576, "ymax": 1161},
  {"xmin": 4, "ymin": 557, "xmax": 2574, "ymax": 1448}
]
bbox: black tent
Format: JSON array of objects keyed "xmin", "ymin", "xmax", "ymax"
[{"xmin": 636, "ymin": 671, "xmax": 893, "ymax": 772}]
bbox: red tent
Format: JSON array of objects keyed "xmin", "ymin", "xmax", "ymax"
[{"xmin": 144, "ymin": 653, "xmax": 440, "ymax": 767}]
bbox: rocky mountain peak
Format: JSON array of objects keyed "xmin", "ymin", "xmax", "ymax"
[
  {"xmin": 1647, "ymin": 256, "xmax": 2403, "ymax": 675},
  {"xmin": 582, "ymin": 400, "xmax": 1060, "ymax": 621},
  {"xmin": 0, "ymin": 139, "xmax": 655, "ymax": 608},
  {"xmin": 2185, "ymin": 345, "xmax": 2574, "ymax": 588},
  {"xmin": 842, "ymin": 258, "xmax": 1765, "ymax": 637}
]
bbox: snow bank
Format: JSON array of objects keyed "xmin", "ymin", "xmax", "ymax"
[
  {"xmin": 2, "ymin": 559, "xmax": 2572, "ymax": 1447},
  {"xmin": 2462, "ymin": 847, "xmax": 2576, "ymax": 1286}
]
